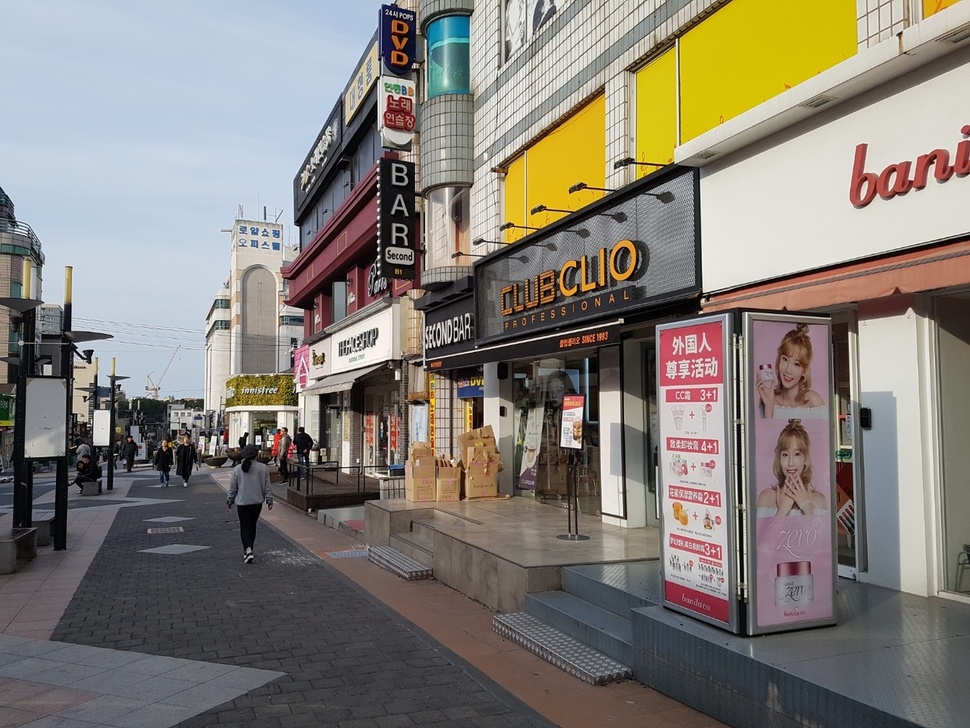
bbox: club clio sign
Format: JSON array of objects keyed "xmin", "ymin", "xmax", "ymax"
[
  {"xmin": 499, "ymin": 239, "xmax": 646, "ymax": 331},
  {"xmin": 377, "ymin": 158, "xmax": 416, "ymax": 280},
  {"xmin": 849, "ymin": 124, "xmax": 970, "ymax": 207}
]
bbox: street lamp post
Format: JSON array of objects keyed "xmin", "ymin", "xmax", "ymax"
[
  {"xmin": 1, "ymin": 259, "xmax": 43, "ymax": 530},
  {"xmin": 106, "ymin": 358, "xmax": 128, "ymax": 492}
]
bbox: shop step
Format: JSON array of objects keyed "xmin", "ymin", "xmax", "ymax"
[
  {"xmin": 368, "ymin": 545, "xmax": 433, "ymax": 581},
  {"xmin": 493, "ymin": 612, "xmax": 632, "ymax": 686}
]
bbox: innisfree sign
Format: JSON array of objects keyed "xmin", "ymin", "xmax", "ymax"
[{"xmin": 225, "ymin": 374, "xmax": 297, "ymax": 408}]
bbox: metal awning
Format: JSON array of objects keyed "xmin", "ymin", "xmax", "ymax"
[{"xmin": 299, "ymin": 363, "xmax": 385, "ymax": 396}]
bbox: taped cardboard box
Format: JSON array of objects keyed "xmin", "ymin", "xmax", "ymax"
[
  {"xmin": 463, "ymin": 465, "xmax": 498, "ymax": 499},
  {"xmin": 436, "ymin": 466, "xmax": 462, "ymax": 502},
  {"xmin": 405, "ymin": 462, "xmax": 436, "ymax": 502}
]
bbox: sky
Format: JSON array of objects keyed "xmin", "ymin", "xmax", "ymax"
[{"xmin": 0, "ymin": 0, "xmax": 382, "ymax": 403}]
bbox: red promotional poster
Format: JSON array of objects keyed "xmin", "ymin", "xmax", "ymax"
[
  {"xmin": 657, "ymin": 315, "xmax": 737, "ymax": 632},
  {"xmin": 745, "ymin": 314, "xmax": 836, "ymax": 634}
]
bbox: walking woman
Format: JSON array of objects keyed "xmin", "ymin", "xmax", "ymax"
[
  {"xmin": 175, "ymin": 434, "xmax": 198, "ymax": 487},
  {"xmin": 153, "ymin": 438, "xmax": 174, "ymax": 487},
  {"xmin": 227, "ymin": 444, "xmax": 272, "ymax": 564}
]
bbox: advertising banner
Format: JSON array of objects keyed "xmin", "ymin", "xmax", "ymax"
[
  {"xmin": 379, "ymin": 75, "xmax": 416, "ymax": 151},
  {"xmin": 744, "ymin": 313, "xmax": 836, "ymax": 634},
  {"xmin": 657, "ymin": 314, "xmax": 739, "ymax": 632},
  {"xmin": 379, "ymin": 4, "xmax": 416, "ymax": 76},
  {"xmin": 517, "ymin": 400, "xmax": 544, "ymax": 490},
  {"xmin": 559, "ymin": 395, "xmax": 585, "ymax": 450}
]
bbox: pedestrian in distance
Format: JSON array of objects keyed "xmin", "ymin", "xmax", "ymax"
[
  {"xmin": 238, "ymin": 431, "xmax": 249, "ymax": 449},
  {"xmin": 121, "ymin": 434, "xmax": 139, "ymax": 472},
  {"xmin": 175, "ymin": 434, "xmax": 199, "ymax": 487},
  {"xmin": 153, "ymin": 438, "xmax": 174, "ymax": 487},
  {"xmin": 271, "ymin": 428, "xmax": 283, "ymax": 465},
  {"xmin": 73, "ymin": 453, "xmax": 102, "ymax": 493},
  {"xmin": 293, "ymin": 426, "xmax": 313, "ymax": 470},
  {"xmin": 227, "ymin": 444, "xmax": 273, "ymax": 564},
  {"xmin": 277, "ymin": 427, "xmax": 292, "ymax": 480}
]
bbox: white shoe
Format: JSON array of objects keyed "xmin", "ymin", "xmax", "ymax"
[{"xmin": 244, "ymin": 548, "xmax": 254, "ymax": 564}]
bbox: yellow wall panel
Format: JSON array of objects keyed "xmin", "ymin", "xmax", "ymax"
[
  {"xmin": 503, "ymin": 154, "xmax": 527, "ymax": 243},
  {"xmin": 680, "ymin": 0, "xmax": 857, "ymax": 143},
  {"xmin": 634, "ymin": 50, "xmax": 678, "ymax": 175},
  {"xmin": 925, "ymin": 0, "xmax": 962, "ymax": 18}
]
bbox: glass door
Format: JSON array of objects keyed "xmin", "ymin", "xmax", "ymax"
[
  {"xmin": 832, "ymin": 313, "xmax": 862, "ymax": 578},
  {"xmin": 936, "ymin": 294, "xmax": 970, "ymax": 594}
]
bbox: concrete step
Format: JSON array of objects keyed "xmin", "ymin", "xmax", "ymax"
[
  {"xmin": 561, "ymin": 563, "xmax": 660, "ymax": 618},
  {"xmin": 493, "ymin": 612, "xmax": 632, "ymax": 686},
  {"xmin": 525, "ymin": 590, "xmax": 634, "ymax": 667},
  {"xmin": 389, "ymin": 526, "xmax": 433, "ymax": 564},
  {"xmin": 411, "ymin": 519, "xmax": 436, "ymax": 542},
  {"xmin": 368, "ymin": 545, "xmax": 433, "ymax": 581}
]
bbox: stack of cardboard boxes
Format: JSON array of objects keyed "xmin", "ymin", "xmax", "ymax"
[
  {"xmin": 405, "ymin": 442, "xmax": 462, "ymax": 503},
  {"xmin": 457, "ymin": 425, "xmax": 502, "ymax": 499},
  {"xmin": 403, "ymin": 425, "xmax": 504, "ymax": 502}
]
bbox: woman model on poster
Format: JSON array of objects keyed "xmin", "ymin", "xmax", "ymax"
[
  {"xmin": 757, "ymin": 420, "xmax": 827, "ymax": 517},
  {"xmin": 757, "ymin": 323, "xmax": 826, "ymax": 419}
]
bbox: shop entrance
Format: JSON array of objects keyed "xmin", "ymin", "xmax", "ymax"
[
  {"xmin": 513, "ymin": 355, "xmax": 600, "ymax": 514},
  {"xmin": 936, "ymin": 293, "xmax": 970, "ymax": 595}
]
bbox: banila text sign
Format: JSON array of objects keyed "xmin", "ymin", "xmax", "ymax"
[
  {"xmin": 379, "ymin": 4, "xmax": 416, "ymax": 76},
  {"xmin": 656, "ymin": 314, "xmax": 740, "ymax": 633},
  {"xmin": 377, "ymin": 158, "xmax": 417, "ymax": 280}
]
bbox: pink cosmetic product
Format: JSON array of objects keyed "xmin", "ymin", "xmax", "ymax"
[{"xmin": 775, "ymin": 561, "xmax": 813, "ymax": 607}]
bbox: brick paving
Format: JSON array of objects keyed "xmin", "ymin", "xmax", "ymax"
[{"xmin": 51, "ymin": 474, "xmax": 555, "ymax": 727}]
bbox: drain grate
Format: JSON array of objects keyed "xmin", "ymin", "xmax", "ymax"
[{"xmin": 493, "ymin": 612, "xmax": 631, "ymax": 686}]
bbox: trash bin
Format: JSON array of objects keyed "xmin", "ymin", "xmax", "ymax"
[{"xmin": 310, "ymin": 448, "xmax": 320, "ymax": 464}]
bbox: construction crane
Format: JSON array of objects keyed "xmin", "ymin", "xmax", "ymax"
[{"xmin": 146, "ymin": 345, "xmax": 181, "ymax": 399}]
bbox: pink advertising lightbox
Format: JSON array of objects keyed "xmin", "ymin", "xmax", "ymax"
[{"xmin": 743, "ymin": 312, "xmax": 836, "ymax": 635}]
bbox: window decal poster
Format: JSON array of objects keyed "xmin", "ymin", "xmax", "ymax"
[
  {"xmin": 657, "ymin": 314, "xmax": 738, "ymax": 632},
  {"xmin": 745, "ymin": 313, "xmax": 836, "ymax": 634}
]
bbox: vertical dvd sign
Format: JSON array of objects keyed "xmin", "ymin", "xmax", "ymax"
[
  {"xmin": 657, "ymin": 314, "xmax": 740, "ymax": 633},
  {"xmin": 379, "ymin": 5, "xmax": 416, "ymax": 76},
  {"xmin": 377, "ymin": 158, "xmax": 416, "ymax": 280}
]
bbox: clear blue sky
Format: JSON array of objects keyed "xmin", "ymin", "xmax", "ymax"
[{"xmin": 0, "ymin": 0, "xmax": 381, "ymax": 401}]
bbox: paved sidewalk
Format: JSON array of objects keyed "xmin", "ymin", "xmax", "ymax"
[{"xmin": 1, "ymin": 466, "xmax": 722, "ymax": 727}]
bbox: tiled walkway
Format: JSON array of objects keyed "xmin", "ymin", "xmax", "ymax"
[{"xmin": 0, "ymin": 466, "xmax": 721, "ymax": 728}]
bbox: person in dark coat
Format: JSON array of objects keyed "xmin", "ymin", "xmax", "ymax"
[
  {"xmin": 293, "ymin": 427, "xmax": 313, "ymax": 469},
  {"xmin": 121, "ymin": 435, "xmax": 139, "ymax": 472},
  {"xmin": 238, "ymin": 431, "xmax": 249, "ymax": 449},
  {"xmin": 153, "ymin": 438, "xmax": 174, "ymax": 487},
  {"xmin": 175, "ymin": 435, "xmax": 199, "ymax": 487},
  {"xmin": 74, "ymin": 453, "xmax": 102, "ymax": 493}
]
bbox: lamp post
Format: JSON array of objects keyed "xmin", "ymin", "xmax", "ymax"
[
  {"xmin": 106, "ymin": 358, "xmax": 128, "ymax": 492},
  {"xmin": 1, "ymin": 258, "xmax": 43, "ymax": 530}
]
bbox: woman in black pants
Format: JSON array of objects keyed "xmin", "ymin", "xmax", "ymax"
[{"xmin": 227, "ymin": 444, "xmax": 273, "ymax": 563}]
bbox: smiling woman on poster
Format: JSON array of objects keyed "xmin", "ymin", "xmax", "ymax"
[
  {"xmin": 756, "ymin": 420, "xmax": 828, "ymax": 517},
  {"xmin": 757, "ymin": 323, "xmax": 826, "ymax": 418}
]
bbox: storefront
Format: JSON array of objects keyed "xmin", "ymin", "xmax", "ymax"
[
  {"xmin": 697, "ymin": 45, "xmax": 970, "ymax": 597},
  {"xmin": 436, "ymin": 166, "xmax": 701, "ymax": 527},
  {"xmin": 419, "ymin": 280, "xmax": 484, "ymax": 455},
  {"xmin": 224, "ymin": 374, "xmax": 298, "ymax": 452},
  {"xmin": 300, "ymin": 300, "xmax": 408, "ymax": 473}
]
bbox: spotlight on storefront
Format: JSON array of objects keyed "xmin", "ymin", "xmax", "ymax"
[
  {"xmin": 450, "ymin": 251, "xmax": 488, "ymax": 259},
  {"xmin": 568, "ymin": 182, "xmax": 614, "ymax": 194},
  {"xmin": 613, "ymin": 157, "xmax": 666, "ymax": 170},
  {"xmin": 499, "ymin": 221, "xmax": 539, "ymax": 232},
  {"xmin": 643, "ymin": 190, "xmax": 675, "ymax": 203},
  {"xmin": 471, "ymin": 237, "xmax": 503, "ymax": 247},
  {"xmin": 596, "ymin": 211, "xmax": 628, "ymax": 223},
  {"xmin": 530, "ymin": 204, "xmax": 572, "ymax": 216},
  {"xmin": 566, "ymin": 228, "xmax": 591, "ymax": 239}
]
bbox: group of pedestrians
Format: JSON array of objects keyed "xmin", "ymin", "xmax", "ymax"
[{"xmin": 152, "ymin": 435, "xmax": 199, "ymax": 487}]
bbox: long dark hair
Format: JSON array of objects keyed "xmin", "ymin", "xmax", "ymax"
[{"xmin": 241, "ymin": 457, "xmax": 253, "ymax": 473}]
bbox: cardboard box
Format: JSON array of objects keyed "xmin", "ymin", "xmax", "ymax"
[
  {"xmin": 405, "ymin": 462, "xmax": 436, "ymax": 502},
  {"xmin": 436, "ymin": 466, "xmax": 462, "ymax": 502},
  {"xmin": 464, "ymin": 465, "xmax": 498, "ymax": 499}
]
